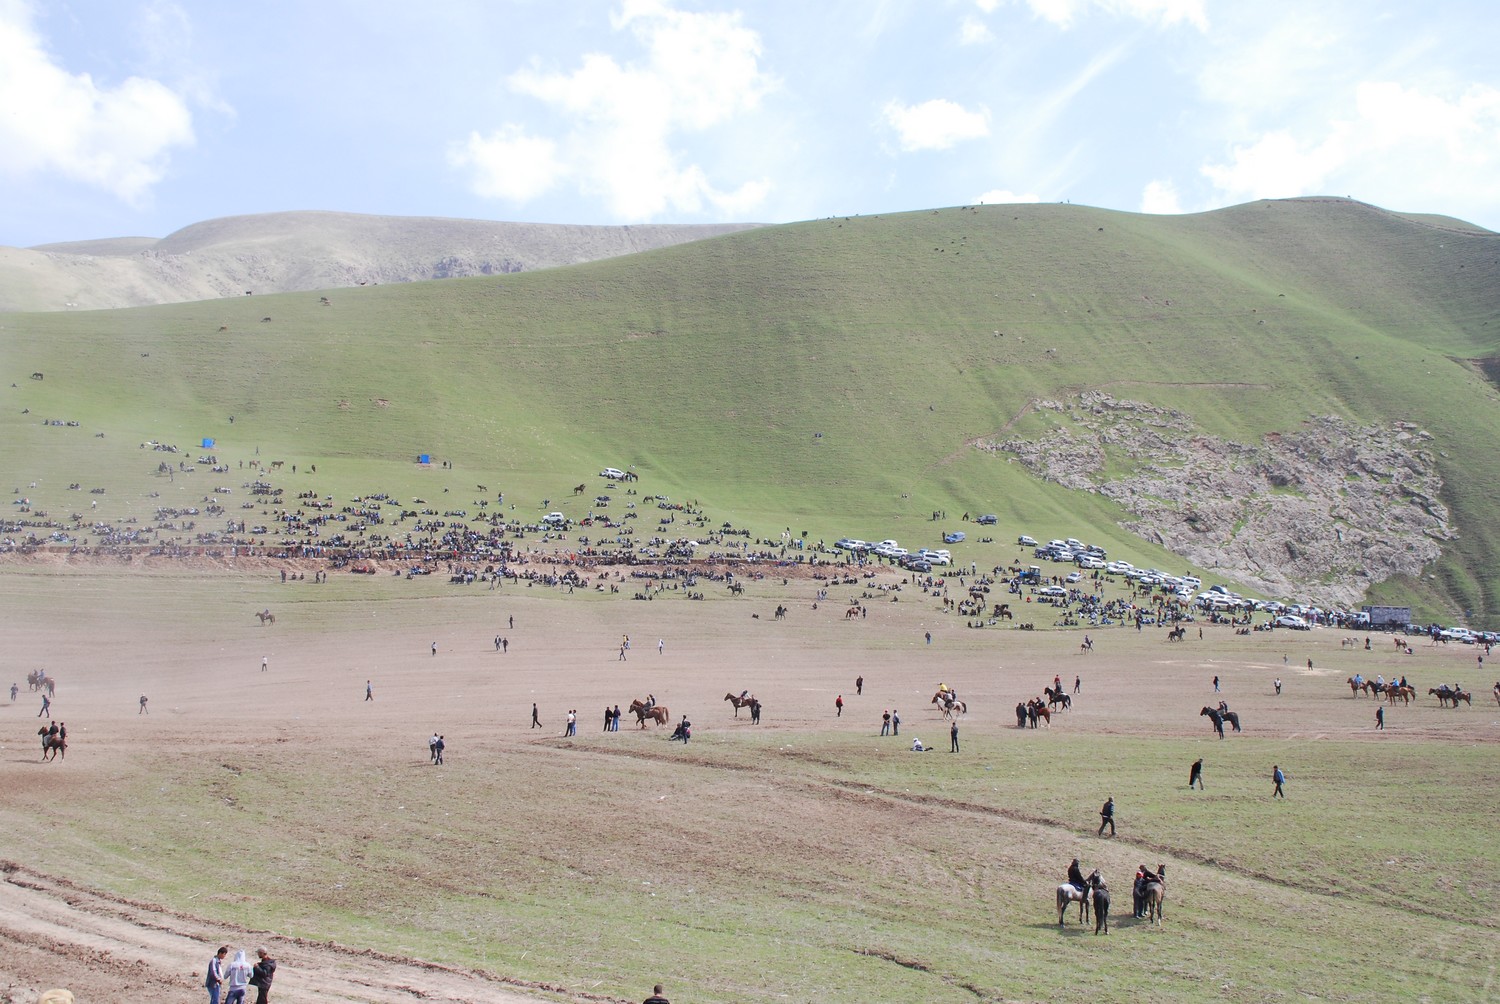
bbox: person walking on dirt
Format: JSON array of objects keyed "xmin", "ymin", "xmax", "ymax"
[
  {"xmin": 855, "ymin": 675, "xmax": 863, "ymax": 695},
  {"xmin": 365, "ymin": 680, "xmax": 373, "ymax": 701},
  {"xmin": 1272, "ymin": 765, "xmax": 1286, "ymax": 798},
  {"xmin": 138, "ymin": 694, "xmax": 148, "ymax": 714},
  {"xmin": 950, "ymin": 720, "xmax": 959, "ymax": 753},
  {"xmin": 1189, "ymin": 758, "xmax": 1204, "ymax": 790},
  {"xmin": 1098, "ymin": 796, "xmax": 1116, "ymax": 836},
  {"xmin": 531, "ymin": 703, "xmax": 541, "ymax": 728},
  {"xmin": 9, "ymin": 683, "xmax": 16, "ymax": 702},
  {"xmin": 39, "ymin": 694, "xmax": 50, "ymax": 717},
  {"xmin": 224, "ymin": 949, "xmax": 252, "ymax": 1004},
  {"xmin": 835, "ymin": 694, "xmax": 843, "ymax": 717}
]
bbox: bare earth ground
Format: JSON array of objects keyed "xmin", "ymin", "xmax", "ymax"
[{"xmin": 1, "ymin": 561, "xmax": 1497, "ymax": 1003}]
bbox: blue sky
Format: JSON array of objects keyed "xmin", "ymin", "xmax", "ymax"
[{"xmin": 3, "ymin": 0, "xmax": 1498, "ymax": 246}]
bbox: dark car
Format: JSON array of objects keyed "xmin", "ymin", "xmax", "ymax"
[{"xmin": 976, "ymin": 514, "xmax": 998, "ymax": 525}]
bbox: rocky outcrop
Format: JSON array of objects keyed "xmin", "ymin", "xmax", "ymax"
[{"xmin": 990, "ymin": 392, "xmax": 1451, "ymax": 606}]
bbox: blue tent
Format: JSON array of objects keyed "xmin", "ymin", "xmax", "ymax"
[{"xmin": 418, "ymin": 454, "xmax": 431, "ymax": 464}]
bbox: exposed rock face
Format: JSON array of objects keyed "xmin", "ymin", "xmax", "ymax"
[{"xmin": 990, "ymin": 392, "xmax": 1451, "ymax": 606}]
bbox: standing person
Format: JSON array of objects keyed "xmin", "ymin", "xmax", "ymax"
[
  {"xmin": 925, "ymin": 631, "xmax": 932, "ymax": 645},
  {"xmin": 531, "ymin": 703, "xmax": 541, "ymax": 728},
  {"xmin": 9, "ymin": 683, "xmax": 17, "ymax": 702},
  {"xmin": 1375, "ymin": 705, "xmax": 1385, "ymax": 730},
  {"xmin": 750, "ymin": 700, "xmax": 761, "ymax": 724},
  {"xmin": 643, "ymin": 984, "xmax": 671, "ymax": 1004},
  {"xmin": 138, "ymin": 694, "xmax": 148, "ymax": 714},
  {"xmin": 262, "ymin": 656, "xmax": 268, "ymax": 672},
  {"xmin": 1272, "ymin": 765, "xmax": 1286, "ymax": 798},
  {"xmin": 1074, "ymin": 675, "xmax": 1081, "ymax": 694},
  {"xmin": 835, "ymin": 694, "xmax": 843, "ymax": 717},
  {"xmin": 434, "ymin": 736, "xmax": 445, "ymax": 765},
  {"xmin": 205, "ymin": 945, "xmax": 229, "ymax": 1004},
  {"xmin": 658, "ymin": 638, "xmax": 665, "ymax": 655},
  {"xmin": 603, "ymin": 706, "xmax": 613, "ymax": 732},
  {"xmin": 1188, "ymin": 758, "xmax": 1204, "ymax": 790},
  {"xmin": 618, "ymin": 643, "xmax": 627, "ymax": 662},
  {"xmin": 224, "ymin": 949, "xmax": 252, "ymax": 1004},
  {"xmin": 39, "ymin": 693, "xmax": 51, "ymax": 717},
  {"xmin": 429, "ymin": 732, "xmax": 440, "ymax": 761},
  {"xmin": 1212, "ymin": 675, "xmax": 1220, "ymax": 692},
  {"xmin": 431, "ymin": 641, "xmax": 437, "ymax": 657},
  {"xmin": 1274, "ymin": 677, "xmax": 1283, "ymax": 695},
  {"xmin": 566, "ymin": 710, "xmax": 577, "ymax": 737},
  {"xmin": 881, "ymin": 710, "xmax": 891, "ymax": 736},
  {"xmin": 891, "ymin": 709, "xmax": 900, "ymax": 736},
  {"xmin": 612, "ymin": 704, "xmax": 622, "ymax": 731},
  {"xmin": 950, "ymin": 720, "xmax": 959, "ymax": 753},
  {"xmin": 855, "ymin": 675, "xmax": 863, "ymax": 696},
  {"xmin": 502, "ymin": 637, "xmax": 508, "ymax": 653},
  {"xmin": 1098, "ymin": 796, "xmax": 1116, "ymax": 836},
  {"xmin": 365, "ymin": 680, "xmax": 373, "ymax": 701},
  {"xmin": 250, "ymin": 948, "xmax": 276, "ymax": 1004}
]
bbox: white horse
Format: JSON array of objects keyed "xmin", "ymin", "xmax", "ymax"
[{"xmin": 1056, "ymin": 871, "xmax": 1098, "ymax": 926}]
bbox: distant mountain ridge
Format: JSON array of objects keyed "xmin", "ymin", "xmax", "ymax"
[{"xmin": 1, "ymin": 211, "xmax": 760, "ymax": 312}]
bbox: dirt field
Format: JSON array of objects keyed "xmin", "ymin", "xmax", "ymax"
[{"xmin": 2, "ymin": 563, "xmax": 1496, "ymax": 1003}]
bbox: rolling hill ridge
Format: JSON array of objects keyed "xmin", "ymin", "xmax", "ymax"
[{"xmin": 3, "ymin": 197, "xmax": 1499, "ymax": 623}]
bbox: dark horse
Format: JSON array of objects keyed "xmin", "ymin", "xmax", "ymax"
[
  {"xmin": 38, "ymin": 728, "xmax": 66, "ymax": 761},
  {"xmin": 1091, "ymin": 874, "xmax": 1111, "ymax": 935},
  {"xmin": 724, "ymin": 692, "xmax": 755, "ymax": 717},
  {"xmin": 1044, "ymin": 686, "xmax": 1071, "ymax": 711},
  {"xmin": 1216, "ymin": 703, "xmax": 1242, "ymax": 732},
  {"xmin": 1200, "ymin": 706, "xmax": 1225, "ymax": 738}
]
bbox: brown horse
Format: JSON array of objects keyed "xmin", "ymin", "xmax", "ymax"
[
  {"xmin": 724, "ymin": 693, "xmax": 755, "ymax": 717},
  {"xmin": 629, "ymin": 700, "xmax": 670, "ymax": 728},
  {"xmin": 1387, "ymin": 685, "xmax": 1414, "ymax": 705},
  {"xmin": 256, "ymin": 609, "xmax": 275, "ymax": 625},
  {"xmin": 1144, "ymin": 865, "xmax": 1166, "ymax": 926},
  {"xmin": 38, "ymin": 728, "xmax": 66, "ymax": 761}
]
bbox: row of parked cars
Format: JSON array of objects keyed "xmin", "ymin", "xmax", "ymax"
[{"xmin": 833, "ymin": 538, "xmax": 952, "ymax": 571}]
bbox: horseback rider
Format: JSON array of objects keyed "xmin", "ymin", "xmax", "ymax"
[
  {"xmin": 644, "ymin": 694, "xmax": 656, "ymax": 712},
  {"xmin": 1217, "ymin": 700, "xmax": 1230, "ymax": 714},
  {"xmin": 1067, "ymin": 858, "xmax": 1086, "ymax": 891}
]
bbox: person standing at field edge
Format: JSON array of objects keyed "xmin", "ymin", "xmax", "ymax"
[
  {"xmin": 1098, "ymin": 796, "xmax": 1115, "ymax": 836},
  {"xmin": 205, "ymin": 945, "xmax": 228, "ymax": 1004},
  {"xmin": 891, "ymin": 709, "xmax": 900, "ymax": 736},
  {"xmin": 855, "ymin": 675, "xmax": 863, "ymax": 695},
  {"xmin": 531, "ymin": 703, "xmax": 541, "ymax": 728},
  {"xmin": 1272, "ymin": 765, "xmax": 1286, "ymax": 798},
  {"xmin": 835, "ymin": 694, "xmax": 843, "ymax": 716},
  {"xmin": 249, "ymin": 947, "xmax": 276, "ymax": 1004},
  {"xmin": 643, "ymin": 984, "xmax": 670, "ymax": 1004},
  {"xmin": 1376, "ymin": 705, "xmax": 1385, "ymax": 730},
  {"xmin": 950, "ymin": 720, "xmax": 959, "ymax": 753}
]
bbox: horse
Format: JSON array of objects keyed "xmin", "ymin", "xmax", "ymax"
[
  {"xmin": 931, "ymin": 691, "xmax": 965, "ymax": 719},
  {"xmin": 1200, "ymin": 707, "xmax": 1225, "ymax": 739},
  {"xmin": 256, "ymin": 609, "xmax": 275, "ymax": 625},
  {"xmin": 1090, "ymin": 874, "xmax": 1111, "ymax": 935},
  {"xmin": 27, "ymin": 670, "xmax": 45, "ymax": 692},
  {"xmin": 629, "ymin": 700, "xmax": 670, "ymax": 728},
  {"xmin": 572, "ymin": 483, "xmax": 586, "ymax": 495},
  {"xmin": 1387, "ymin": 685, "xmax": 1414, "ymax": 705},
  {"xmin": 1044, "ymin": 686, "xmax": 1071, "ymax": 711},
  {"xmin": 1056, "ymin": 870, "xmax": 1099, "ymax": 926},
  {"xmin": 1214, "ymin": 704, "xmax": 1242, "ymax": 732},
  {"xmin": 1347, "ymin": 676, "xmax": 1365, "ymax": 697},
  {"xmin": 1428, "ymin": 686, "xmax": 1469, "ymax": 707},
  {"xmin": 1027, "ymin": 701, "xmax": 1051, "ymax": 727},
  {"xmin": 724, "ymin": 693, "xmax": 755, "ymax": 717},
  {"xmin": 1144, "ymin": 866, "xmax": 1166, "ymax": 925},
  {"xmin": 1494, "ymin": 682, "xmax": 1500, "ymax": 707},
  {"xmin": 38, "ymin": 728, "xmax": 66, "ymax": 761},
  {"xmin": 1166, "ymin": 626, "xmax": 1186, "ymax": 642}
]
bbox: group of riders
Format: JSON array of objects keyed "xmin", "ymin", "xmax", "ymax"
[
  {"xmin": 38, "ymin": 719, "xmax": 67, "ymax": 757},
  {"xmin": 1065, "ymin": 858, "xmax": 1164, "ymax": 918}
]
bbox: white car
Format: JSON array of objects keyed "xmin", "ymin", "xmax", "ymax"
[
  {"xmin": 1017, "ymin": 535, "xmax": 1038, "ymax": 547},
  {"xmin": 600, "ymin": 468, "xmax": 625, "ymax": 479},
  {"xmin": 1064, "ymin": 571, "xmax": 1082, "ymax": 583},
  {"xmin": 1274, "ymin": 614, "xmax": 1310, "ymax": 630},
  {"xmin": 1038, "ymin": 585, "xmax": 1068, "ymax": 598}
]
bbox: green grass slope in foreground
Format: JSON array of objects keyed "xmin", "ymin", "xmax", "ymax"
[{"xmin": 3, "ymin": 197, "xmax": 1499, "ymax": 621}]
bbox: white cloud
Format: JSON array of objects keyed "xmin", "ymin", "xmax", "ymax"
[
  {"xmin": 1202, "ymin": 81, "xmax": 1500, "ymax": 212},
  {"xmin": 976, "ymin": 188, "xmax": 1041, "ymax": 204},
  {"xmin": 883, "ymin": 98, "xmax": 989, "ymax": 152},
  {"xmin": 455, "ymin": 0, "xmax": 773, "ymax": 219},
  {"xmin": 449, "ymin": 126, "xmax": 563, "ymax": 202},
  {"xmin": 959, "ymin": 16, "xmax": 993, "ymax": 45},
  {"xmin": 1024, "ymin": 0, "xmax": 1207, "ymax": 31},
  {"xmin": 0, "ymin": 0, "xmax": 194, "ymax": 203},
  {"xmin": 1140, "ymin": 179, "xmax": 1184, "ymax": 214}
]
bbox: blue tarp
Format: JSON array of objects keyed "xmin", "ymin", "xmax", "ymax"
[
  {"xmin": 201, "ymin": 438, "xmax": 215, "ymax": 448},
  {"xmin": 418, "ymin": 454, "xmax": 431, "ymax": 464}
]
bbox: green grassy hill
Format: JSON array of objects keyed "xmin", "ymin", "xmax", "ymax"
[{"xmin": 3, "ymin": 197, "xmax": 1499, "ymax": 622}]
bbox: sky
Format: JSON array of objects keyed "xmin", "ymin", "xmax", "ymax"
[{"xmin": 2, "ymin": 0, "xmax": 1499, "ymax": 247}]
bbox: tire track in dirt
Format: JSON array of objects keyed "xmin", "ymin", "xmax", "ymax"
[{"xmin": 0, "ymin": 862, "xmax": 622, "ymax": 1004}]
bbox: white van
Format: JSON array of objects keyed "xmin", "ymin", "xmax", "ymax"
[{"xmin": 542, "ymin": 511, "xmax": 567, "ymax": 527}]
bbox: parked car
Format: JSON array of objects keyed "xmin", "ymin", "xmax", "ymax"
[
  {"xmin": 1274, "ymin": 614, "xmax": 1310, "ymax": 630},
  {"xmin": 600, "ymin": 468, "xmax": 625, "ymax": 479},
  {"xmin": 944, "ymin": 531, "xmax": 966, "ymax": 543},
  {"xmin": 1064, "ymin": 571, "xmax": 1082, "ymax": 583},
  {"xmin": 1017, "ymin": 535, "xmax": 1038, "ymax": 547},
  {"xmin": 976, "ymin": 514, "xmax": 998, "ymax": 525},
  {"xmin": 1038, "ymin": 585, "xmax": 1068, "ymax": 598}
]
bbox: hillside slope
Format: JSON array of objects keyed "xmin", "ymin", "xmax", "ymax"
[
  {"xmin": 3, "ymin": 198, "xmax": 1499, "ymax": 621},
  {"xmin": 1, "ymin": 211, "xmax": 759, "ymax": 312}
]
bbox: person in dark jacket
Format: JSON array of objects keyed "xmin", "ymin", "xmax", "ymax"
[{"xmin": 250, "ymin": 948, "xmax": 276, "ymax": 1004}]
